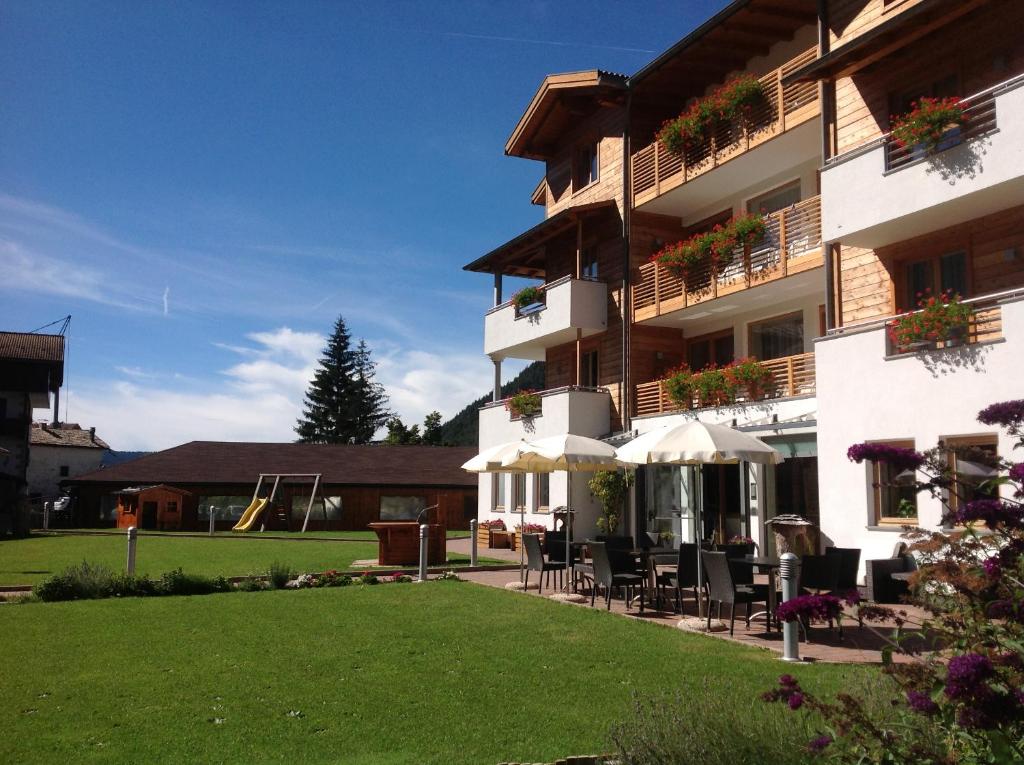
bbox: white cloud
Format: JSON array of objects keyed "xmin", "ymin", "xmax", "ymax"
[
  {"xmin": 66, "ymin": 326, "xmax": 496, "ymax": 451},
  {"xmin": 162, "ymin": 286, "xmax": 170, "ymax": 317}
]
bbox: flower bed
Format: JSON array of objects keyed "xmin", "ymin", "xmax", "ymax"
[
  {"xmin": 891, "ymin": 96, "xmax": 967, "ymax": 153},
  {"xmin": 506, "ymin": 390, "xmax": 542, "ymax": 418},
  {"xmin": 651, "ymin": 214, "xmax": 765, "ymax": 293},
  {"xmin": 888, "ymin": 290, "xmax": 972, "ymax": 352},
  {"xmin": 662, "ymin": 357, "xmax": 773, "ymax": 410}
]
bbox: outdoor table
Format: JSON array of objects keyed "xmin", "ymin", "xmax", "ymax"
[
  {"xmin": 728, "ymin": 556, "xmax": 782, "ymax": 632},
  {"xmin": 628, "ymin": 547, "xmax": 674, "ymax": 607}
]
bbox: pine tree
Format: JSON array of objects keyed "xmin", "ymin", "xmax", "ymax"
[
  {"xmin": 384, "ymin": 416, "xmax": 420, "ymax": 445},
  {"xmin": 421, "ymin": 411, "xmax": 443, "ymax": 445},
  {"xmin": 295, "ymin": 317, "xmax": 390, "ymax": 443}
]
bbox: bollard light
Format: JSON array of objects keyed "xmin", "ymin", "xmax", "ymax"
[
  {"xmin": 209, "ymin": 508, "xmax": 216, "ymax": 536},
  {"xmin": 126, "ymin": 526, "xmax": 138, "ymax": 576},
  {"xmin": 418, "ymin": 523, "xmax": 429, "ymax": 582},
  {"xmin": 779, "ymin": 552, "xmax": 800, "ymax": 662},
  {"xmin": 469, "ymin": 519, "xmax": 478, "ymax": 567}
]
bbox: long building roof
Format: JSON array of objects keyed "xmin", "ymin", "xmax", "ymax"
[{"xmin": 67, "ymin": 441, "xmax": 479, "ymax": 488}]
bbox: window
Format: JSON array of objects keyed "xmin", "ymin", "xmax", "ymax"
[
  {"xmin": 746, "ymin": 181, "xmax": 801, "ymax": 216},
  {"xmin": 891, "ymin": 74, "xmax": 959, "ymax": 123},
  {"xmin": 513, "ymin": 473, "xmax": 526, "ymax": 511},
  {"xmin": 581, "ymin": 247, "xmax": 598, "ymax": 279},
  {"xmin": 198, "ymin": 495, "xmax": 252, "ymax": 521},
  {"xmin": 574, "ymin": 142, "xmax": 599, "ymax": 189},
  {"xmin": 534, "ymin": 473, "xmax": 550, "ymax": 512},
  {"xmin": 59, "ymin": 465, "xmax": 69, "ymax": 477},
  {"xmin": 686, "ymin": 330, "xmax": 734, "ymax": 371},
  {"xmin": 750, "ymin": 312, "xmax": 803, "ymax": 361},
  {"xmin": 868, "ymin": 440, "xmax": 919, "ymax": 524},
  {"xmin": 493, "ymin": 474, "xmax": 506, "ymax": 511},
  {"xmin": 902, "ymin": 251, "xmax": 968, "ymax": 309},
  {"xmin": 946, "ymin": 436, "xmax": 999, "ymax": 518},
  {"xmin": 166, "ymin": 501, "xmax": 178, "ymax": 514},
  {"xmin": 290, "ymin": 495, "xmax": 343, "ymax": 521},
  {"xmin": 380, "ymin": 495, "xmax": 427, "ymax": 521},
  {"xmin": 581, "ymin": 349, "xmax": 599, "ymax": 388}
]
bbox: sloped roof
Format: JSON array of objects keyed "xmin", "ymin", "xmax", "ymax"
[
  {"xmin": 0, "ymin": 332, "xmax": 65, "ymax": 363},
  {"xmin": 31, "ymin": 422, "xmax": 110, "ymax": 450},
  {"xmin": 67, "ymin": 441, "xmax": 479, "ymax": 488}
]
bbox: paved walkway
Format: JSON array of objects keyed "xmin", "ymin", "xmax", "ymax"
[{"xmin": 456, "ymin": 567, "xmax": 926, "ymax": 664}]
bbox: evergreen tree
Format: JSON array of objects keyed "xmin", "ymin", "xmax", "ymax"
[
  {"xmin": 384, "ymin": 416, "xmax": 420, "ymax": 445},
  {"xmin": 295, "ymin": 316, "xmax": 390, "ymax": 443},
  {"xmin": 421, "ymin": 411, "xmax": 443, "ymax": 445}
]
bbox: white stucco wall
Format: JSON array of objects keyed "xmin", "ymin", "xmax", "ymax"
[
  {"xmin": 26, "ymin": 445, "xmax": 105, "ymax": 499},
  {"xmin": 821, "ymin": 80, "xmax": 1024, "ymax": 249},
  {"xmin": 484, "ymin": 278, "xmax": 607, "ymax": 360},
  {"xmin": 815, "ymin": 295, "xmax": 1024, "ymax": 576}
]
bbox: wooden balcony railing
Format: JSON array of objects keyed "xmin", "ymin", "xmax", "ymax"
[
  {"xmin": 634, "ymin": 352, "xmax": 816, "ymax": 417},
  {"xmin": 631, "ymin": 47, "xmax": 818, "ymax": 207},
  {"xmin": 633, "ymin": 196, "xmax": 823, "ymax": 322},
  {"xmin": 883, "ymin": 75, "xmax": 1022, "ymax": 172}
]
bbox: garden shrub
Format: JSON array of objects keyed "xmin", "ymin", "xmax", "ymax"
[
  {"xmin": 155, "ymin": 568, "xmax": 231, "ymax": 596},
  {"xmin": 267, "ymin": 561, "xmax": 295, "ymax": 590},
  {"xmin": 35, "ymin": 561, "xmax": 116, "ymax": 601}
]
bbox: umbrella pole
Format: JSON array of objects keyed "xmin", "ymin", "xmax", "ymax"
[
  {"xmin": 519, "ymin": 473, "xmax": 525, "ymax": 583},
  {"xmin": 565, "ymin": 473, "xmax": 572, "ymax": 592},
  {"xmin": 696, "ymin": 465, "xmax": 705, "ymax": 619}
]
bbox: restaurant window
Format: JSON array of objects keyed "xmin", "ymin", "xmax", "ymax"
[
  {"xmin": 903, "ymin": 251, "xmax": 968, "ymax": 309},
  {"xmin": 945, "ymin": 436, "xmax": 999, "ymax": 517},
  {"xmin": 534, "ymin": 473, "xmax": 550, "ymax": 512},
  {"xmin": 870, "ymin": 439, "xmax": 919, "ymax": 524},
  {"xmin": 746, "ymin": 180, "xmax": 801, "ymax": 216},
  {"xmin": 750, "ymin": 312, "xmax": 803, "ymax": 361},
  {"xmin": 581, "ymin": 349, "xmax": 599, "ymax": 388},
  {"xmin": 574, "ymin": 142, "xmax": 599, "ymax": 189},
  {"xmin": 198, "ymin": 495, "xmax": 252, "ymax": 521},
  {"xmin": 380, "ymin": 495, "xmax": 427, "ymax": 521},
  {"xmin": 290, "ymin": 495, "xmax": 343, "ymax": 521},
  {"xmin": 493, "ymin": 474, "xmax": 506, "ymax": 511},
  {"xmin": 686, "ymin": 330, "xmax": 733, "ymax": 371}
]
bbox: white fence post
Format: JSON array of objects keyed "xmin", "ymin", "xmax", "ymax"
[
  {"xmin": 418, "ymin": 524, "xmax": 429, "ymax": 582},
  {"xmin": 469, "ymin": 519, "xmax": 478, "ymax": 567},
  {"xmin": 780, "ymin": 552, "xmax": 800, "ymax": 662},
  {"xmin": 126, "ymin": 526, "xmax": 138, "ymax": 576}
]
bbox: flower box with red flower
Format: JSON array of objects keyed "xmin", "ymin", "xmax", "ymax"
[{"xmin": 888, "ymin": 291, "xmax": 973, "ymax": 354}]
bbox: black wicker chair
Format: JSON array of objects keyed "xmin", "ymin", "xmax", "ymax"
[
  {"xmin": 702, "ymin": 550, "xmax": 767, "ymax": 636},
  {"xmin": 523, "ymin": 533, "xmax": 565, "ymax": 595},
  {"xmin": 590, "ymin": 541, "xmax": 645, "ymax": 612},
  {"xmin": 656, "ymin": 543, "xmax": 701, "ymax": 613}
]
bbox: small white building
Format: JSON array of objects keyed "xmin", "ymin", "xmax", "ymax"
[{"xmin": 27, "ymin": 422, "xmax": 109, "ymax": 501}]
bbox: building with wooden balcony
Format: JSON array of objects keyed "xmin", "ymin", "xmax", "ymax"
[{"xmin": 785, "ymin": 0, "xmax": 1024, "ymax": 571}]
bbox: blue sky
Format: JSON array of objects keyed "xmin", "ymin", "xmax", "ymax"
[{"xmin": 0, "ymin": 0, "xmax": 729, "ymax": 450}]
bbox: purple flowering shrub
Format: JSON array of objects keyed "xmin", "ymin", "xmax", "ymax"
[{"xmin": 765, "ymin": 400, "xmax": 1024, "ymax": 762}]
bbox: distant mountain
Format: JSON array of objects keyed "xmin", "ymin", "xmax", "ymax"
[
  {"xmin": 440, "ymin": 362, "xmax": 545, "ymax": 446},
  {"xmin": 101, "ymin": 450, "xmax": 152, "ymax": 468}
]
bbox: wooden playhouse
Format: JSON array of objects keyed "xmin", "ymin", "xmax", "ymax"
[{"xmin": 116, "ymin": 485, "xmax": 195, "ymax": 531}]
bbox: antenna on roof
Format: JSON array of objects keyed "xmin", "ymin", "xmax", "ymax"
[{"xmin": 27, "ymin": 315, "xmax": 71, "ymax": 336}]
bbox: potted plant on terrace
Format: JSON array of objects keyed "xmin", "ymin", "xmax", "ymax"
[
  {"xmin": 651, "ymin": 213, "xmax": 765, "ymax": 295},
  {"xmin": 691, "ymin": 365, "xmax": 737, "ymax": 408},
  {"xmin": 511, "ymin": 285, "xmax": 544, "ymax": 315},
  {"xmin": 655, "ymin": 75, "xmax": 768, "ymax": 158},
  {"xmin": 505, "ymin": 390, "xmax": 542, "ymax": 418},
  {"xmin": 891, "ymin": 96, "xmax": 968, "ymax": 155},
  {"xmin": 725, "ymin": 357, "xmax": 774, "ymax": 401},
  {"xmin": 663, "ymin": 365, "xmax": 695, "ymax": 410},
  {"xmin": 888, "ymin": 290, "xmax": 973, "ymax": 353},
  {"xmin": 590, "ymin": 470, "xmax": 634, "ymax": 535},
  {"xmin": 514, "ymin": 522, "xmax": 546, "ymax": 552}
]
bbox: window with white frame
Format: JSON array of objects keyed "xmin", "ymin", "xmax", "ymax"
[
  {"xmin": 534, "ymin": 473, "xmax": 550, "ymax": 512},
  {"xmin": 493, "ymin": 474, "xmax": 506, "ymax": 511}
]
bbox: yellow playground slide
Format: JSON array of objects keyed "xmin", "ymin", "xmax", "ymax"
[{"xmin": 232, "ymin": 498, "xmax": 268, "ymax": 532}]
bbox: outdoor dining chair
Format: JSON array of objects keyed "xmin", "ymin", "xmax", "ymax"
[
  {"xmin": 523, "ymin": 533, "xmax": 565, "ymax": 595},
  {"xmin": 589, "ymin": 541, "xmax": 645, "ymax": 612},
  {"xmin": 701, "ymin": 550, "xmax": 767, "ymax": 636},
  {"xmin": 800, "ymin": 553, "xmax": 844, "ymax": 636},
  {"xmin": 656, "ymin": 542, "xmax": 701, "ymax": 613}
]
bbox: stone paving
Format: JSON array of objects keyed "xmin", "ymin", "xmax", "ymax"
[{"xmin": 455, "ymin": 566, "xmax": 927, "ymax": 664}]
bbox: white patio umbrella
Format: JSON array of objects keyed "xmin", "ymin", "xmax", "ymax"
[
  {"xmin": 501, "ymin": 434, "xmax": 625, "ymax": 591},
  {"xmin": 615, "ymin": 420, "xmax": 784, "ymax": 617},
  {"xmin": 462, "ymin": 439, "xmax": 532, "ymax": 580}
]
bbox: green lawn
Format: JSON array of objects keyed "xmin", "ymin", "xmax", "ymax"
[
  {"xmin": 0, "ymin": 533, "xmax": 498, "ymax": 586},
  {"xmin": 0, "ymin": 583, "xmax": 870, "ymax": 765}
]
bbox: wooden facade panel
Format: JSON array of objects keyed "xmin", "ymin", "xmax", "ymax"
[
  {"xmin": 545, "ymin": 106, "xmax": 626, "ymax": 219},
  {"xmin": 826, "ymin": 0, "xmax": 927, "ymax": 50},
  {"xmin": 833, "ymin": 0, "xmax": 1024, "ymax": 153}
]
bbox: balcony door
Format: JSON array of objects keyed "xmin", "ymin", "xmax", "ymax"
[
  {"xmin": 686, "ymin": 330, "xmax": 733, "ymax": 371},
  {"xmin": 749, "ymin": 312, "xmax": 803, "ymax": 361},
  {"xmin": 746, "ymin": 180, "xmax": 801, "ymax": 216}
]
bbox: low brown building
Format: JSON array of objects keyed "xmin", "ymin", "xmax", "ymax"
[{"xmin": 66, "ymin": 441, "xmax": 478, "ymax": 532}]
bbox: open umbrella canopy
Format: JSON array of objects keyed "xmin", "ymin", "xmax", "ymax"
[
  {"xmin": 499, "ymin": 433, "xmax": 623, "ymax": 473},
  {"xmin": 616, "ymin": 420, "xmax": 784, "ymax": 466},
  {"xmin": 461, "ymin": 439, "xmax": 533, "ymax": 474}
]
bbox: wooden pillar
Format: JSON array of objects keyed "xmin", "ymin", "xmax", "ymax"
[{"xmin": 493, "ymin": 273, "xmax": 503, "ymax": 307}]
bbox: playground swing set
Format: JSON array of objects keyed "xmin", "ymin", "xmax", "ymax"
[{"xmin": 232, "ymin": 473, "xmax": 329, "ymax": 533}]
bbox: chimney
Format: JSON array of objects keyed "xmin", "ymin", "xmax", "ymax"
[{"xmin": 89, "ymin": 427, "xmax": 96, "ymax": 442}]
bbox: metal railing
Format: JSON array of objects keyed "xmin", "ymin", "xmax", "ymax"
[
  {"xmin": 633, "ymin": 196, "xmax": 822, "ymax": 320},
  {"xmin": 634, "ymin": 352, "xmax": 816, "ymax": 417},
  {"xmin": 630, "ymin": 47, "xmax": 818, "ymax": 205}
]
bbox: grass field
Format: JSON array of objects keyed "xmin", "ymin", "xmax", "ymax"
[
  {"xmin": 0, "ymin": 582, "xmax": 871, "ymax": 765},
  {"xmin": 0, "ymin": 533, "xmax": 499, "ymax": 586}
]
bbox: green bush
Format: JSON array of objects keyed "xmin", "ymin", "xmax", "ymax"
[
  {"xmin": 155, "ymin": 568, "xmax": 231, "ymax": 596},
  {"xmin": 35, "ymin": 562, "xmax": 116, "ymax": 601},
  {"xmin": 109, "ymin": 572, "xmax": 158, "ymax": 598},
  {"xmin": 267, "ymin": 561, "xmax": 295, "ymax": 590},
  {"xmin": 235, "ymin": 577, "xmax": 267, "ymax": 592}
]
